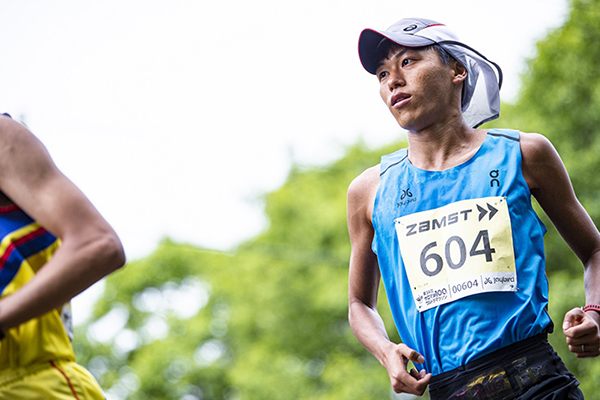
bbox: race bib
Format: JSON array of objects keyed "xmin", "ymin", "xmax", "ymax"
[{"xmin": 395, "ymin": 197, "xmax": 516, "ymax": 312}]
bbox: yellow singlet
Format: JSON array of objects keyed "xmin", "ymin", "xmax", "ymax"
[{"xmin": 0, "ymin": 205, "xmax": 104, "ymax": 399}]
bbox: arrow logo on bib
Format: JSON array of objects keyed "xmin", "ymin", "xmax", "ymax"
[{"xmin": 477, "ymin": 203, "xmax": 499, "ymax": 221}]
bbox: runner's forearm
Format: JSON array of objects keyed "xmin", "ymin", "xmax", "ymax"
[
  {"xmin": 349, "ymin": 300, "xmax": 396, "ymax": 366},
  {"xmin": 0, "ymin": 232, "xmax": 124, "ymax": 330}
]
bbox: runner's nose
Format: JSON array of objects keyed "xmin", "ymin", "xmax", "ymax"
[{"xmin": 388, "ymin": 70, "xmax": 406, "ymax": 91}]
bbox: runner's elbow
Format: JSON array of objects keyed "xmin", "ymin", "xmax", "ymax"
[
  {"xmin": 91, "ymin": 232, "xmax": 126, "ymax": 274},
  {"xmin": 348, "ymin": 297, "xmax": 375, "ymax": 324}
]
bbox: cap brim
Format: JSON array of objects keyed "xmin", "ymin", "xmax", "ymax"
[{"xmin": 358, "ymin": 28, "xmax": 435, "ymax": 74}]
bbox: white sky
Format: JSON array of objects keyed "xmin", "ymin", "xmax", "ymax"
[{"xmin": 0, "ymin": 1, "xmax": 568, "ymax": 321}]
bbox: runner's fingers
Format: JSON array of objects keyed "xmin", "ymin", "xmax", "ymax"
[
  {"xmin": 408, "ymin": 368, "xmax": 429, "ymax": 380},
  {"xmin": 389, "ymin": 371, "xmax": 416, "ymax": 394},
  {"xmin": 563, "ymin": 308, "xmax": 586, "ymax": 331},
  {"xmin": 390, "ymin": 371, "xmax": 431, "ymax": 395},
  {"xmin": 398, "ymin": 344, "xmax": 425, "ymax": 364},
  {"xmin": 565, "ymin": 331, "xmax": 600, "ymax": 347},
  {"xmin": 568, "ymin": 342, "xmax": 600, "ymax": 356},
  {"xmin": 388, "ymin": 344, "xmax": 430, "ymax": 394},
  {"xmin": 564, "ymin": 319, "xmax": 599, "ymax": 339},
  {"xmin": 573, "ymin": 346, "xmax": 600, "ymax": 358},
  {"xmin": 391, "ymin": 382, "xmax": 426, "ymax": 396},
  {"xmin": 568, "ymin": 343, "xmax": 583, "ymax": 353}
]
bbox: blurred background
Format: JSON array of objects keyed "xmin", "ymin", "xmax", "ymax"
[{"xmin": 3, "ymin": 0, "xmax": 600, "ymax": 399}]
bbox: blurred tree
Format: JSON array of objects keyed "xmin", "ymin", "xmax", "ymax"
[
  {"xmin": 74, "ymin": 0, "xmax": 600, "ymax": 398},
  {"xmin": 75, "ymin": 140, "xmax": 411, "ymax": 400},
  {"xmin": 74, "ymin": 242, "xmax": 236, "ymax": 399}
]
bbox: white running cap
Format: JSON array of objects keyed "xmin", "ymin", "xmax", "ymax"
[{"xmin": 359, "ymin": 18, "xmax": 503, "ymax": 128}]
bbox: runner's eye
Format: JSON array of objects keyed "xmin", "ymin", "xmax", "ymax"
[{"xmin": 402, "ymin": 58, "xmax": 413, "ymax": 67}]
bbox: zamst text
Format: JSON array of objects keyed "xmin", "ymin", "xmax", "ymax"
[{"xmin": 404, "ymin": 209, "xmax": 473, "ymax": 237}]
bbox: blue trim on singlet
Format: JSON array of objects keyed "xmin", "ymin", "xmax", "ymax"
[
  {"xmin": 0, "ymin": 208, "xmax": 57, "ymax": 296},
  {"xmin": 372, "ymin": 129, "xmax": 551, "ymax": 375}
]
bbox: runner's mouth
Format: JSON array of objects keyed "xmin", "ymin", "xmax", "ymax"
[{"xmin": 391, "ymin": 93, "xmax": 411, "ymax": 108}]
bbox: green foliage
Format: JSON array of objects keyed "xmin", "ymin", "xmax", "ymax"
[
  {"xmin": 74, "ymin": 0, "xmax": 600, "ymax": 397},
  {"xmin": 75, "ymin": 140, "xmax": 406, "ymax": 399},
  {"xmin": 75, "ymin": 243, "xmax": 236, "ymax": 399}
]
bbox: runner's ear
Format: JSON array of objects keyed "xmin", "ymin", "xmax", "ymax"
[{"xmin": 452, "ymin": 61, "xmax": 467, "ymax": 85}]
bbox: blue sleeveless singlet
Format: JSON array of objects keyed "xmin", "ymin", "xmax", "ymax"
[{"xmin": 372, "ymin": 129, "xmax": 551, "ymax": 375}]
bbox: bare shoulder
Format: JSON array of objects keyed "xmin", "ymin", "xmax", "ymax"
[
  {"xmin": 0, "ymin": 116, "xmax": 81, "ymax": 230},
  {"xmin": 0, "ymin": 115, "xmax": 51, "ymax": 167},
  {"xmin": 348, "ymin": 165, "xmax": 381, "ymax": 224},
  {"xmin": 519, "ymin": 132, "xmax": 564, "ymax": 190},
  {"xmin": 519, "ymin": 131, "xmax": 556, "ymax": 161},
  {"xmin": 0, "ymin": 114, "xmax": 39, "ymax": 142},
  {"xmin": 0, "ymin": 114, "xmax": 60, "ymax": 190},
  {"xmin": 348, "ymin": 165, "xmax": 380, "ymax": 201}
]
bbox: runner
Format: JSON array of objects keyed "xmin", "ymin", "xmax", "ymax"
[
  {"xmin": 0, "ymin": 114, "xmax": 125, "ymax": 399},
  {"xmin": 347, "ymin": 17, "xmax": 600, "ymax": 398}
]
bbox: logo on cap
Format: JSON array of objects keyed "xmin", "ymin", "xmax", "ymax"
[{"xmin": 403, "ymin": 24, "xmax": 418, "ymax": 32}]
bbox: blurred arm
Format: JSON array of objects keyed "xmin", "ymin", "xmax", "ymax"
[
  {"xmin": 0, "ymin": 115, "xmax": 125, "ymax": 330},
  {"xmin": 521, "ymin": 132, "xmax": 600, "ymax": 357},
  {"xmin": 347, "ymin": 166, "xmax": 430, "ymax": 394}
]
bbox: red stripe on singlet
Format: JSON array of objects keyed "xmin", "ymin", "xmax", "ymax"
[
  {"xmin": 0, "ymin": 226, "xmax": 47, "ymax": 271},
  {"xmin": 50, "ymin": 361, "xmax": 82, "ymax": 400}
]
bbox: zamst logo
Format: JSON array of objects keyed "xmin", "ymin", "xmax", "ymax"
[
  {"xmin": 404, "ymin": 202, "xmax": 498, "ymax": 237},
  {"xmin": 397, "ymin": 188, "xmax": 417, "ymax": 207}
]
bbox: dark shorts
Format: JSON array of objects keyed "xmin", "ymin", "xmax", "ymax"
[{"xmin": 428, "ymin": 334, "xmax": 584, "ymax": 400}]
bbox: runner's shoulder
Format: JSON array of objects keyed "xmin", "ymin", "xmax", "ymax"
[
  {"xmin": 349, "ymin": 164, "xmax": 380, "ymax": 195},
  {"xmin": 519, "ymin": 132, "xmax": 555, "ymax": 161},
  {"xmin": 0, "ymin": 114, "xmax": 37, "ymax": 144},
  {"xmin": 519, "ymin": 132, "xmax": 566, "ymax": 191},
  {"xmin": 348, "ymin": 165, "xmax": 380, "ymax": 215}
]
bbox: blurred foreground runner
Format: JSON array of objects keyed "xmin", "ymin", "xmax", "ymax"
[
  {"xmin": 347, "ymin": 17, "xmax": 600, "ymax": 399},
  {"xmin": 0, "ymin": 114, "xmax": 125, "ymax": 399}
]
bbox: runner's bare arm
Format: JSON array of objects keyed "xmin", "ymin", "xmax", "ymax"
[
  {"xmin": 521, "ymin": 132, "xmax": 600, "ymax": 358},
  {"xmin": 0, "ymin": 116, "xmax": 125, "ymax": 330},
  {"xmin": 347, "ymin": 165, "xmax": 431, "ymax": 395}
]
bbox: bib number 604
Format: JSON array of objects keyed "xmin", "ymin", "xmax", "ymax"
[{"xmin": 420, "ymin": 230, "xmax": 495, "ymax": 277}]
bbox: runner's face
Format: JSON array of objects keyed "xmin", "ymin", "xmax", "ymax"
[{"xmin": 376, "ymin": 46, "xmax": 462, "ymax": 132}]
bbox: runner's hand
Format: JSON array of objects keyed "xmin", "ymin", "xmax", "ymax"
[
  {"xmin": 382, "ymin": 343, "xmax": 431, "ymax": 395},
  {"xmin": 563, "ymin": 307, "xmax": 600, "ymax": 358}
]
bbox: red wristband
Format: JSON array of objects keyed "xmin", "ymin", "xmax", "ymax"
[{"xmin": 582, "ymin": 304, "xmax": 600, "ymax": 314}]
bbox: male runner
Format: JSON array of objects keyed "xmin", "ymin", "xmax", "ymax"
[
  {"xmin": 0, "ymin": 114, "xmax": 125, "ymax": 398},
  {"xmin": 347, "ymin": 18, "xmax": 600, "ymax": 399}
]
